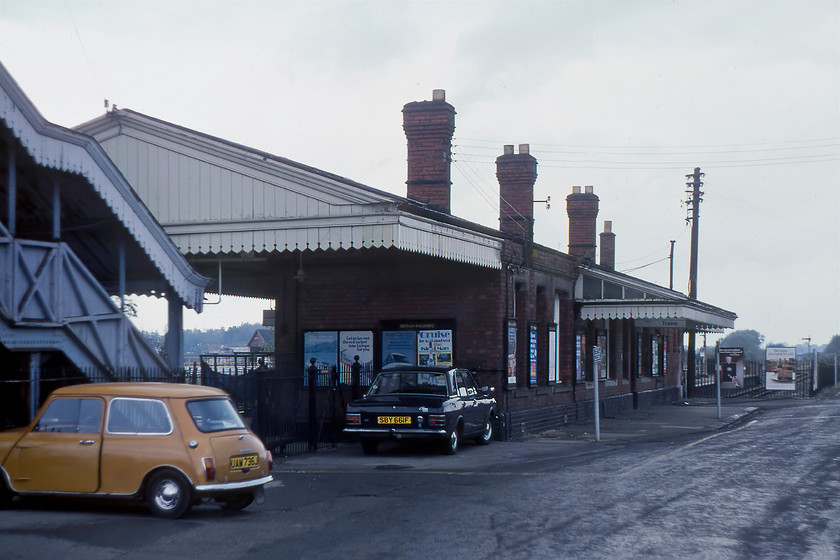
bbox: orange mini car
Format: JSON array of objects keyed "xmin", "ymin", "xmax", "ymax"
[{"xmin": 0, "ymin": 383, "xmax": 273, "ymax": 518}]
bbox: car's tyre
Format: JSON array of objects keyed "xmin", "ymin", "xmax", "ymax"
[
  {"xmin": 220, "ymin": 493, "xmax": 255, "ymax": 511},
  {"xmin": 146, "ymin": 470, "xmax": 192, "ymax": 519},
  {"xmin": 476, "ymin": 415, "xmax": 494, "ymax": 445},
  {"xmin": 0, "ymin": 478, "xmax": 12, "ymax": 509},
  {"xmin": 443, "ymin": 425, "xmax": 461, "ymax": 455},
  {"xmin": 361, "ymin": 439, "xmax": 379, "ymax": 455}
]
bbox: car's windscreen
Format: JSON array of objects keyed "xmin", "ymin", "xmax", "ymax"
[
  {"xmin": 187, "ymin": 398, "xmax": 246, "ymax": 432},
  {"xmin": 368, "ymin": 372, "xmax": 448, "ymax": 395}
]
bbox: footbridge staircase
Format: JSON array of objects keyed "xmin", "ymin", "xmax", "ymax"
[{"xmin": 0, "ymin": 225, "xmax": 167, "ymax": 376}]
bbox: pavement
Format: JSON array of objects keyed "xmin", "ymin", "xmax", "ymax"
[{"xmin": 272, "ymin": 387, "xmax": 840, "ymax": 472}]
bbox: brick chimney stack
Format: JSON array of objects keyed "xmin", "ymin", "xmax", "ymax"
[
  {"xmin": 496, "ymin": 144, "xmax": 537, "ymax": 241},
  {"xmin": 600, "ymin": 220, "xmax": 615, "ymax": 270},
  {"xmin": 402, "ymin": 89, "xmax": 455, "ymax": 214},
  {"xmin": 566, "ymin": 185, "xmax": 599, "ymax": 261}
]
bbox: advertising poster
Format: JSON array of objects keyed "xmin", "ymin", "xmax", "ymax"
[
  {"xmin": 720, "ymin": 347, "xmax": 744, "ymax": 388},
  {"xmin": 507, "ymin": 320, "xmax": 517, "ymax": 386},
  {"xmin": 597, "ymin": 334, "xmax": 608, "ymax": 379},
  {"xmin": 303, "ymin": 331, "xmax": 337, "ymax": 386},
  {"xmin": 529, "ymin": 323, "xmax": 538, "ymax": 386},
  {"xmin": 418, "ymin": 329, "xmax": 453, "ymax": 366},
  {"xmin": 651, "ymin": 336, "xmax": 659, "ymax": 376},
  {"xmin": 381, "ymin": 330, "xmax": 417, "ymax": 367},
  {"xmin": 339, "ymin": 331, "xmax": 373, "ymax": 368},
  {"xmin": 765, "ymin": 347, "xmax": 796, "ymax": 391},
  {"xmin": 548, "ymin": 324, "xmax": 558, "ymax": 384},
  {"xmin": 576, "ymin": 333, "xmax": 586, "ymax": 382}
]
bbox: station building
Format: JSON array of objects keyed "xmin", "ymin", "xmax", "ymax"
[{"xmin": 75, "ymin": 89, "xmax": 736, "ymax": 437}]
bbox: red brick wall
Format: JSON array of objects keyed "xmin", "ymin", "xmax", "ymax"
[{"xmin": 295, "ymin": 250, "xmax": 505, "ymax": 372}]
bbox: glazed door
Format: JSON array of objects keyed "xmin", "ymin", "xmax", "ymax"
[
  {"xmin": 454, "ymin": 370, "xmax": 482, "ymax": 434},
  {"xmin": 6, "ymin": 398, "xmax": 103, "ymax": 493}
]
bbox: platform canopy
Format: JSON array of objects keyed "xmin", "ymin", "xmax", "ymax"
[{"xmin": 576, "ymin": 266, "xmax": 736, "ymax": 333}]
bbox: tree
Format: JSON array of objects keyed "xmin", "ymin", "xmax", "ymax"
[
  {"xmin": 821, "ymin": 335, "xmax": 840, "ymax": 362},
  {"xmin": 718, "ymin": 329, "xmax": 765, "ymax": 362}
]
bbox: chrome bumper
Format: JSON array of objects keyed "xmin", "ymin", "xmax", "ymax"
[
  {"xmin": 344, "ymin": 427, "xmax": 447, "ymax": 437},
  {"xmin": 194, "ymin": 475, "xmax": 273, "ymax": 493}
]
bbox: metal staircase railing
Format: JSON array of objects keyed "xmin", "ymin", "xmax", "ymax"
[{"xmin": 0, "ymin": 225, "xmax": 167, "ymax": 376}]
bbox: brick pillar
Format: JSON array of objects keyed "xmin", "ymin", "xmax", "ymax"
[
  {"xmin": 496, "ymin": 144, "xmax": 537, "ymax": 241},
  {"xmin": 600, "ymin": 220, "xmax": 615, "ymax": 270},
  {"xmin": 566, "ymin": 185, "xmax": 599, "ymax": 261},
  {"xmin": 402, "ymin": 89, "xmax": 455, "ymax": 214}
]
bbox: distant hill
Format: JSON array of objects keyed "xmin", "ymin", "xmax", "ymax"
[{"xmin": 141, "ymin": 323, "xmax": 265, "ymax": 355}]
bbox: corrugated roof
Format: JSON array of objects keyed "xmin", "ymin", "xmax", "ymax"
[{"xmin": 76, "ymin": 108, "xmax": 503, "ymax": 269}]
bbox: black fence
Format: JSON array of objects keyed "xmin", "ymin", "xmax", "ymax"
[
  {"xmin": 688, "ymin": 355, "xmax": 838, "ymax": 400},
  {"xmin": 185, "ymin": 356, "xmax": 374, "ymax": 456}
]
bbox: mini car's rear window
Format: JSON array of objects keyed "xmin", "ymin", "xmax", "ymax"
[
  {"xmin": 186, "ymin": 398, "xmax": 246, "ymax": 433},
  {"xmin": 107, "ymin": 398, "xmax": 172, "ymax": 435},
  {"xmin": 368, "ymin": 372, "xmax": 448, "ymax": 395}
]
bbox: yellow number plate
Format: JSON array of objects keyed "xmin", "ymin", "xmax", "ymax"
[
  {"xmin": 377, "ymin": 416, "xmax": 411, "ymax": 425},
  {"xmin": 230, "ymin": 454, "xmax": 259, "ymax": 470}
]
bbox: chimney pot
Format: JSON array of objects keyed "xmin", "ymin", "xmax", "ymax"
[
  {"xmin": 504, "ymin": 144, "xmax": 514, "ymax": 155},
  {"xmin": 432, "ymin": 89, "xmax": 446, "ymax": 101},
  {"xmin": 573, "ymin": 185, "xmax": 581, "ymax": 194},
  {"xmin": 604, "ymin": 220, "xmax": 612, "ymax": 233},
  {"xmin": 585, "ymin": 185, "xmax": 594, "ymax": 194},
  {"xmin": 518, "ymin": 143, "xmax": 530, "ymax": 154}
]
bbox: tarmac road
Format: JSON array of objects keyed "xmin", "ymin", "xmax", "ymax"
[{"xmin": 2, "ymin": 390, "xmax": 839, "ymax": 560}]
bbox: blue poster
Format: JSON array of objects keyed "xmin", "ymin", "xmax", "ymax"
[
  {"xmin": 381, "ymin": 331, "xmax": 417, "ymax": 366},
  {"xmin": 529, "ymin": 324, "xmax": 538, "ymax": 386}
]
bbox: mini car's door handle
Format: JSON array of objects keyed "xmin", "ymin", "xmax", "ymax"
[{"xmin": 79, "ymin": 439, "xmax": 96, "ymax": 445}]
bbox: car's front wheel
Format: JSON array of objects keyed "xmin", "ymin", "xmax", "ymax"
[
  {"xmin": 476, "ymin": 415, "xmax": 494, "ymax": 445},
  {"xmin": 146, "ymin": 470, "xmax": 192, "ymax": 519},
  {"xmin": 443, "ymin": 425, "xmax": 460, "ymax": 455}
]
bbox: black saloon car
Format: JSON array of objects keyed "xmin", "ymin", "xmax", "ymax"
[{"xmin": 344, "ymin": 366, "xmax": 497, "ymax": 454}]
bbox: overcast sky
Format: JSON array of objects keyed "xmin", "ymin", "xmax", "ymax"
[{"xmin": 1, "ymin": 0, "xmax": 838, "ymax": 347}]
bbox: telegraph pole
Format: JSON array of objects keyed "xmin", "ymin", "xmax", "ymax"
[
  {"xmin": 685, "ymin": 167, "xmax": 704, "ymax": 396},
  {"xmin": 669, "ymin": 240, "xmax": 675, "ymax": 290}
]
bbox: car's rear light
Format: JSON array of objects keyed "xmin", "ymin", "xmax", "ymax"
[
  {"xmin": 203, "ymin": 457, "xmax": 216, "ymax": 481},
  {"xmin": 428, "ymin": 414, "xmax": 446, "ymax": 427},
  {"xmin": 345, "ymin": 413, "xmax": 361, "ymax": 426}
]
